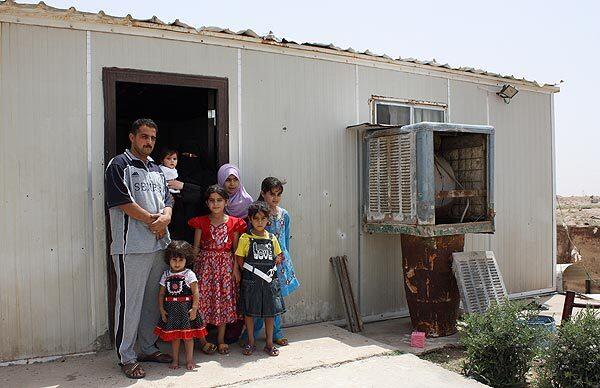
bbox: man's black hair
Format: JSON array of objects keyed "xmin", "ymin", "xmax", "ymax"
[
  {"xmin": 247, "ymin": 201, "xmax": 270, "ymax": 219},
  {"xmin": 130, "ymin": 118, "xmax": 158, "ymax": 135}
]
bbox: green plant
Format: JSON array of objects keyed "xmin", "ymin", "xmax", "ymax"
[
  {"xmin": 536, "ymin": 308, "xmax": 600, "ymax": 388},
  {"xmin": 459, "ymin": 301, "xmax": 544, "ymax": 387}
]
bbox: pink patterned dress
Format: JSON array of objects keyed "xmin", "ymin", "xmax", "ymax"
[{"xmin": 188, "ymin": 215, "xmax": 246, "ymax": 326}]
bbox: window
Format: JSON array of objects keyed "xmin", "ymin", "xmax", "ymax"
[{"xmin": 373, "ymin": 100, "xmax": 445, "ymax": 126}]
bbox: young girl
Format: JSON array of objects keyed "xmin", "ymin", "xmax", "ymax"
[
  {"xmin": 217, "ymin": 163, "xmax": 253, "ymax": 219},
  {"xmin": 154, "ymin": 240, "xmax": 207, "ymax": 370},
  {"xmin": 160, "ymin": 149, "xmax": 180, "ymax": 194},
  {"xmin": 236, "ymin": 201, "xmax": 285, "ymax": 356},
  {"xmin": 246, "ymin": 177, "xmax": 300, "ymax": 346},
  {"xmin": 188, "ymin": 185, "xmax": 246, "ymax": 355}
]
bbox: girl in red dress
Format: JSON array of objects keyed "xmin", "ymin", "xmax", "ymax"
[{"xmin": 188, "ymin": 185, "xmax": 246, "ymax": 355}]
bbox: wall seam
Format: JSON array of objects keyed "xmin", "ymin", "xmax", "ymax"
[
  {"xmin": 237, "ymin": 48, "xmax": 242, "ymax": 166},
  {"xmin": 86, "ymin": 30, "xmax": 96, "ymax": 336}
]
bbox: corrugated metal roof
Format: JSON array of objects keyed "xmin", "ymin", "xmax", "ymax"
[{"xmin": 0, "ymin": 0, "xmax": 559, "ymax": 91}]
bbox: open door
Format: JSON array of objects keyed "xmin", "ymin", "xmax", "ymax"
[{"xmin": 102, "ymin": 68, "xmax": 229, "ymax": 340}]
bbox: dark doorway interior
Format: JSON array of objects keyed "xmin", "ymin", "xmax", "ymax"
[
  {"xmin": 116, "ymin": 81, "xmax": 216, "ymax": 241},
  {"xmin": 103, "ymin": 68, "xmax": 229, "ymax": 342}
]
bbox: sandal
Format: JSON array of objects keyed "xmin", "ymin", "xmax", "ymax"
[
  {"xmin": 137, "ymin": 351, "xmax": 172, "ymax": 364},
  {"xmin": 242, "ymin": 343, "xmax": 256, "ymax": 356},
  {"xmin": 274, "ymin": 338, "xmax": 289, "ymax": 346},
  {"xmin": 264, "ymin": 345, "xmax": 279, "ymax": 356},
  {"xmin": 218, "ymin": 343, "xmax": 230, "ymax": 355},
  {"xmin": 121, "ymin": 362, "xmax": 146, "ymax": 379},
  {"xmin": 201, "ymin": 342, "xmax": 217, "ymax": 355}
]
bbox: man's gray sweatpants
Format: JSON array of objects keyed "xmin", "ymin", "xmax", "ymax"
[{"xmin": 112, "ymin": 251, "xmax": 167, "ymax": 365}]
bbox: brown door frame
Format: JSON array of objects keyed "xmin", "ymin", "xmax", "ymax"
[{"xmin": 102, "ymin": 67, "xmax": 229, "ymax": 340}]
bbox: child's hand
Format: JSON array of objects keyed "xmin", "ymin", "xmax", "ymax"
[
  {"xmin": 233, "ymin": 266, "xmax": 241, "ymax": 283},
  {"xmin": 189, "ymin": 308, "xmax": 197, "ymax": 321},
  {"xmin": 275, "ymin": 254, "xmax": 283, "ymax": 265},
  {"xmin": 160, "ymin": 309, "xmax": 168, "ymax": 323}
]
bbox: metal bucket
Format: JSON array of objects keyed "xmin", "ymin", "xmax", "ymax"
[{"xmin": 400, "ymin": 234, "xmax": 464, "ymax": 337}]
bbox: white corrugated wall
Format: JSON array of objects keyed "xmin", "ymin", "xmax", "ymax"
[
  {"xmin": 239, "ymin": 50, "xmax": 358, "ymax": 323},
  {"xmin": 0, "ymin": 21, "xmax": 555, "ymax": 361},
  {"xmin": 0, "ymin": 23, "xmax": 99, "ymax": 361}
]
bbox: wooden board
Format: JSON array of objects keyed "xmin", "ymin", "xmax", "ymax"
[{"xmin": 330, "ymin": 256, "xmax": 363, "ymax": 333}]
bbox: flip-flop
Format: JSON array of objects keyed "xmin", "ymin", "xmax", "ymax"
[
  {"xmin": 274, "ymin": 338, "xmax": 289, "ymax": 346},
  {"xmin": 121, "ymin": 362, "xmax": 146, "ymax": 379},
  {"xmin": 263, "ymin": 345, "xmax": 279, "ymax": 356},
  {"xmin": 137, "ymin": 351, "xmax": 172, "ymax": 363},
  {"xmin": 218, "ymin": 343, "xmax": 230, "ymax": 355},
  {"xmin": 242, "ymin": 343, "xmax": 256, "ymax": 356},
  {"xmin": 201, "ymin": 342, "xmax": 217, "ymax": 355}
]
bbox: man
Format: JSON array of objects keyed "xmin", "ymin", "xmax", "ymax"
[{"xmin": 105, "ymin": 118, "xmax": 174, "ymax": 379}]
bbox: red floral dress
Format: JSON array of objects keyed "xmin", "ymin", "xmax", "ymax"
[{"xmin": 188, "ymin": 215, "xmax": 246, "ymax": 326}]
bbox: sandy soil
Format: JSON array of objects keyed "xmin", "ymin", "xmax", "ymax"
[{"xmin": 556, "ymin": 195, "xmax": 600, "ymax": 227}]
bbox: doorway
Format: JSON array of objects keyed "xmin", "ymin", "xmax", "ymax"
[{"xmin": 103, "ymin": 68, "xmax": 229, "ymax": 339}]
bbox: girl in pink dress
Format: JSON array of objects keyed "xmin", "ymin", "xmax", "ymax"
[{"xmin": 188, "ymin": 185, "xmax": 246, "ymax": 355}]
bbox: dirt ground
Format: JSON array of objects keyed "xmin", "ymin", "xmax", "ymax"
[
  {"xmin": 420, "ymin": 346, "xmax": 544, "ymax": 387},
  {"xmin": 556, "ymin": 195, "xmax": 600, "ymax": 227},
  {"xmin": 419, "ymin": 346, "xmax": 466, "ymax": 375}
]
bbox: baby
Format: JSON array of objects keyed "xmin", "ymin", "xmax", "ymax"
[{"xmin": 160, "ymin": 148, "xmax": 180, "ymax": 194}]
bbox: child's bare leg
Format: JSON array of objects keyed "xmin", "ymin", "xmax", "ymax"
[
  {"xmin": 198, "ymin": 336, "xmax": 207, "ymax": 346},
  {"xmin": 170, "ymin": 339, "xmax": 181, "ymax": 369},
  {"xmin": 217, "ymin": 324, "xmax": 229, "ymax": 354},
  {"xmin": 265, "ymin": 317, "xmax": 275, "ymax": 348},
  {"xmin": 184, "ymin": 339, "xmax": 195, "ymax": 370},
  {"xmin": 217, "ymin": 324, "xmax": 226, "ymax": 345},
  {"xmin": 245, "ymin": 316, "xmax": 255, "ymax": 345}
]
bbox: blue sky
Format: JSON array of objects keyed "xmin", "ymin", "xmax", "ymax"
[{"xmin": 38, "ymin": 0, "xmax": 600, "ymax": 195}]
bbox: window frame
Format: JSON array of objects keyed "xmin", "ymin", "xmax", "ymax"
[{"xmin": 370, "ymin": 97, "xmax": 447, "ymax": 126}]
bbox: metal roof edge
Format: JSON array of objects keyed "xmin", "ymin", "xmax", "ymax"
[{"xmin": 0, "ymin": 1, "xmax": 561, "ymax": 94}]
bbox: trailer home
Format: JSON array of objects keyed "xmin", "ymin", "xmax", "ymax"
[{"xmin": 0, "ymin": 1, "xmax": 558, "ymax": 361}]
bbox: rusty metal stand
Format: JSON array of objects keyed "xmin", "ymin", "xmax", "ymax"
[{"xmin": 400, "ymin": 234, "xmax": 464, "ymax": 337}]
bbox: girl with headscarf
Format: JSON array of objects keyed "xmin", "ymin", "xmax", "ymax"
[
  {"xmin": 217, "ymin": 164, "xmax": 253, "ymax": 219},
  {"xmin": 217, "ymin": 163, "xmax": 253, "ymax": 343}
]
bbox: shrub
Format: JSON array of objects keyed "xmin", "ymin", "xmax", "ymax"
[
  {"xmin": 536, "ymin": 308, "xmax": 600, "ymax": 388},
  {"xmin": 459, "ymin": 301, "xmax": 544, "ymax": 387}
]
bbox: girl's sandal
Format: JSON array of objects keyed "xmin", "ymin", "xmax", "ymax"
[
  {"xmin": 217, "ymin": 343, "xmax": 230, "ymax": 355},
  {"xmin": 274, "ymin": 338, "xmax": 289, "ymax": 346},
  {"xmin": 263, "ymin": 345, "xmax": 279, "ymax": 356},
  {"xmin": 201, "ymin": 342, "xmax": 217, "ymax": 355},
  {"xmin": 242, "ymin": 344, "xmax": 256, "ymax": 356}
]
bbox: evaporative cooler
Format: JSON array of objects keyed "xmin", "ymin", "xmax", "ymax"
[{"xmin": 348, "ymin": 122, "xmax": 496, "ymax": 336}]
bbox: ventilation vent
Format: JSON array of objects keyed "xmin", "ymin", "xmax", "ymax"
[
  {"xmin": 452, "ymin": 251, "xmax": 507, "ymax": 314},
  {"xmin": 400, "ymin": 134, "xmax": 412, "ymax": 215},
  {"xmin": 367, "ymin": 133, "xmax": 414, "ymax": 222}
]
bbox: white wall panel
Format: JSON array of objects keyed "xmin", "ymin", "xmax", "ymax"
[
  {"xmin": 0, "ymin": 23, "xmax": 90, "ymax": 361},
  {"xmin": 240, "ymin": 51, "xmax": 358, "ymax": 323},
  {"xmin": 489, "ymin": 91, "xmax": 553, "ymax": 293}
]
